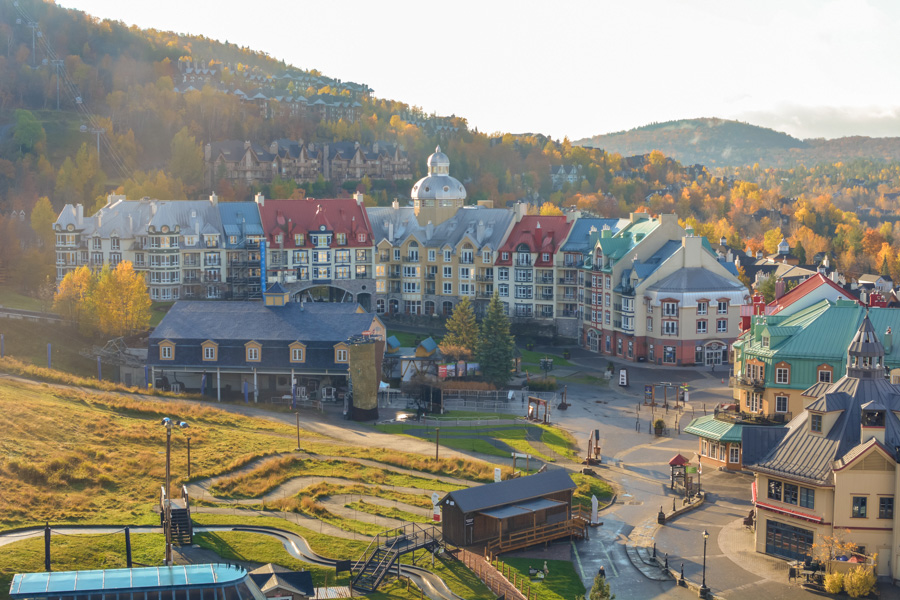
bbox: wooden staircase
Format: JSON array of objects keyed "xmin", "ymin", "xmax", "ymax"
[{"xmin": 351, "ymin": 522, "xmax": 443, "ymax": 593}]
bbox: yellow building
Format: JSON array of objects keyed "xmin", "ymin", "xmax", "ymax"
[{"xmin": 746, "ymin": 316, "xmax": 900, "ymax": 578}]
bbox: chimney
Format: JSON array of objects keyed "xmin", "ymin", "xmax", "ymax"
[
  {"xmin": 244, "ymin": 140, "xmax": 251, "ymax": 150},
  {"xmin": 392, "ymin": 199, "xmax": 399, "ymax": 209},
  {"xmin": 426, "ymin": 220, "xmax": 434, "ymax": 241},
  {"xmin": 97, "ymin": 213, "xmax": 102, "ymax": 228},
  {"xmin": 255, "ymin": 193, "xmax": 265, "ymax": 207},
  {"xmin": 209, "ymin": 192, "xmax": 218, "ymax": 204},
  {"xmin": 354, "ymin": 191, "xmax": 365, "ymax": 206},
  {"xmin": 76, "ymin": 204, "xmax": 84, "ymax": 225},
  {"xmin": 775, "ymin": 279, "xmax": 785, "ymax": 300},
  {"xmin": 682, "ymin": 235, "xmax": 702, "ymax": 266},
  {"xmin": 756, "ymin": 250, "xmax": 763, "ymax": 259},
  {"xmin": 476, "ymin": 220, "xmax": 486, "ymax": 243},
  {"xmin": 720, "ymin": 236, "xmax": 727, "ymax": 246},
  {"xmin": 388, "ymin": 221, "xmax": 394, "ymax": 243},
  {"xmin": 515, "ymin": 202, "xmax": 527, "ymax": 222},
  {"xmin": 150, "ymin": 200, "xmax": 157, "ymax": 216},
  {"xmin": 566, "ymin": 210, "xmax": 581, "ymax": 222}
]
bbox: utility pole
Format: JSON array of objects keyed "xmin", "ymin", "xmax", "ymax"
[
  {"xmin": 89, "ymin": 128, "xmax": 105, "ymax": 167},
  {"xmin": 435, "ymin": 427, "xmax": 440, "ymax": 460},
  {"xmin": 50, "ymin": 59, "xmax": 63, "ymax": 110}
]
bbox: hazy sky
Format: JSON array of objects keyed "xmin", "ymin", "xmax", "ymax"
[{"xmin": 59, "ymin": 0, "xmax": 900, "ymax": 141}]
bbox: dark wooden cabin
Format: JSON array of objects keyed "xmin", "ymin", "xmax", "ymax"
[{"xmin": 438, "ymin": 469, "xmax": 576, "ymax": 547}]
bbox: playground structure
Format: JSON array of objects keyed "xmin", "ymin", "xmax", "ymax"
[{"xmin": 584, "ymin": 429, "xmax": 602, "ymax": 465}]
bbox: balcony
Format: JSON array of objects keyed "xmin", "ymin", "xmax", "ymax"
[
  {"xmin": 558, "ymin": 277, "xmax": 577, "ymax": 285},
  {"xmin": 476, "ymin": 275, "xmax": 494, "ymax": 282},
  {"xmin": 425, "ymin": 272, "xmax": 436, "ymax": 280},
  {"xmin": 379, "ymin": 253, "xmax": 391, "ymax": 262},
  {"xmin": 713, "ymin": 406, "xmax": 791, "ymax": 426},
  {"xmin": 402, "ymin": 255, "xmax": 419, "ymax": 263},
  {"xmin": 541, "ymin": 292, "xmax": 554, "ymax": 301},
  {"xmin": 562, "ymin": 309, "xmax": 579, "ymax": 318},
  {"xmin": 729, "ymin": 375, "xmax": 766, "ymax": 392},
  {"xmin": 515, "ymin": 257, "xmax": 532, "ymax": 267},
  {"xmin": 459, "ymin": 257, "xmax": 474, "ymax": 265}
]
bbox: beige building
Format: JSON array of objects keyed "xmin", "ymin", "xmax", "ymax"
[{"xmin": 746, "ymin": 317, "xmax": 900, "ymax": 577}]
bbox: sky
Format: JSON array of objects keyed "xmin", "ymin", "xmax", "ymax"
[{"xmin": 59, "ymin": 0, "xmax": 900, "ymax": 141}]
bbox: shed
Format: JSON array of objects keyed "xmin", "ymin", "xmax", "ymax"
[{"xmin": 438, "ymin": 469, "xmax": 576, "ymax": 546}]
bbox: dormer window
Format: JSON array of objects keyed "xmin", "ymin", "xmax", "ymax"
[
  {"xmin": 762, "ymin": 336, "xmax": 770, "ymax": 348},
  {"xmin": 862, "ymin": 410, "xmax": 885, "ymax": 427},
  {"xmin": 294, "ymin": 234, "xmax": 303, "ymax": 246},
  {"xmin": 810, "ymin": 414, "xmax": 823, "ymax": 433}
]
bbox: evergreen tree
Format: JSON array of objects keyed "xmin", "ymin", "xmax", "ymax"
[
  {"xmin": 793, "ymin": 240, "xmax": 806, "ymax": 265},
  {"xmin": 476, "ymin": 292, "xmax": 515, "ymax": 386},
  {"xmin": 588, "ymin": 573, "xmax": 615, "ymax": 600},
  {"xmin": 439, "ymin": 295, "xmax": 478, "ymax": 360}
]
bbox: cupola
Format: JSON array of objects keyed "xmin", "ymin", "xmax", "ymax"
[
  {"xmin": 846, "ymin": 314, "xmax": 885, "ymax": 380},
  {"xmin": 263, "ymin": 282, "xmax": 290, "ymax": 307}
]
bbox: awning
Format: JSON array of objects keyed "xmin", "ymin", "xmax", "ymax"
[
  {"xmin": 755, "ymin": 500, "xmax": 823, "ymax": 523},
  {"xmin": 479, "ymin": 497, "xmax": 566, "ymax": 520}
]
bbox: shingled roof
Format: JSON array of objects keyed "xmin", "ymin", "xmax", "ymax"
[{"xmin": 440, "ymin": 469, "xmax": 575, "ymax": 513}]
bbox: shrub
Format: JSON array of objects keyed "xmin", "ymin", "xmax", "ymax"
[
  {"xmin": 844, "ymin": 566, "xmax": 876, "ymax": 598},
  {"xmin": 653, "ymin": 418, "xmax": 666, "ymax": 431},
  {"xmin": 823, "ymin": 571, "xmax": 843, "ymax": 594},
  {"xmin": 528, "ymin": 377, "xmax": 558, "ymax": 391}
]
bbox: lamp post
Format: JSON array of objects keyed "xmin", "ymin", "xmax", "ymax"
[
  {"xmin": 699, "ymin": 529, "xmax": 710, "ymax": 598},
  {"xmin": 161, "ymin": 417, "xmax": 189, "ymax": 566}
]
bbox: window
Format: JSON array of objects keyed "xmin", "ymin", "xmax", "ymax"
[
  {"xmin": 459, "ymin": 267, "xmax": 471, "ymax": 280},
  {"xmin": 294, "ymin": 234, "xmax": 303, "ymax": 246},
  {"xmin": 696, "ymin": 320, "xmax": 707, "ymax": 334},
  {"xmin": 718, "ymin": 300, "xmax": 728, "ymax": 314},
  {"xmin": 799, "ymin": 487, "xmax": 815, "ymax": 509},
  {"xmin": 515, "ymin": 285, "xmax": 533, "ymax": 299},
  {"xmin": 818, "ymin": 369, "xmax": 832, "ymax": 383},
  {"xmin": 627, "ymin": 340, "xmax": 633, "ymax": 358},
  {"xmin": 501, "ymin": 252, "xmax": 509, "ymax": 261},
  {"xmin": 275, "ymin": 234, "xmax": 283, "ymax": 244},
  {"xmin": 775, "ymin": 396, "xmax": 788, "ymax": 413},
  {"xmin": 428, "ymin": 249, "xmax": 436, "ymax": 262},
  {"xmin": 247, "ymin": 346, "xmax": 260, "ymax": 362},
  {"xmin": 717, "ymin": 319, "xmax": 727, "ymax": 333},
  {"xmin": 393, "ymin": 248, "xmax": 400, "ymax": 261},
  {"xmin": 649, "ymin": 345, "xmax": 655, "ymax": 361},
  {"xmin": 291, "ymin": 347, "xmax": 304, "ymax": 362},
  {"xmin": 444, "ymin": 250, "xmax": 451, "ymax": 262},
  {"xmin": 335, "ymin": 250, "xmax": 350, "ymax": 264},
  {"xmin": 357, "ymin": 233, "xmax": 366, "ymax": 243},
  {"xmin": 647, "ymin": 317, "xmax": 653, "ymax": 332},
  {"xmin": 605, "ymin": 335, "xmax": 611, "ymax": 352},
  {"xmin": 811, "ymin": 414, "xmax": 822, "ymax": 433},
  {"xmin": 376, "ymin": 280, "xmax": 386, "ymax": 293},
  {"xmin": 605, "ymin": 293, "xmax": 610, "ymax": 307},
  {"xmin": 482, "ymin": 250, "xmax": 491, "ymax": 263},
  {"xmin": 616, "ymin": 338, "xmax": 623, "ymax": 355},
  {"xmin": 499, "ymin": 283, "xmax": 509, "ymax": 297},
  {"xmin": 776, "ymin": 367, "xmax": 789, "ymax": 384},
  {"xmin": 604, "ymin": 311, "xmax": 610, "ymax": 325},
  {"xmin": 663, "ymin": 302, "xmax": 677, "ymax": 316},
  {"xmin": 852, "ymin": 496, "xmax": 867, "ymax": 518},
  {"xmin": 336, "ymin": 233, "xmax": 347, "ymax": 245},
  {"xmin": 767, "ymin": 480, "xmax": 782, "ymax": 501},
  {"xmin": 443, "ymin": 266, "xmax": 452, "ymax": 278},
  {"xmin": 403, "ymin": 281, "xmax": 420, "ymax": 293},
  {"xmin": 542, "ymin": 253, "xmax": 550, "ymax": 262},
  {"xmin": 498, "ymin": 267, "xmax": 509, "ymax": 281},
  {"xmin": 336, "ymin": 348, "xmax": 348, "ymax": 362},
  {"xmin": 443, "ymin": 282, "xmax": 452, "ymax": 294},
  {"xmin": 160, "ymin": 344, "xmax": 173, "ymax": 360},
  {"xmin": 783, "ymin": 483, "xmax": 798, "ymax": 505},
  {"xmin": 203, "ymin": 346, "xmax": 216, "ymax": 361},
  {"xmin": 663, "ymin": 346, "xmax": 676, "ymax": 364},
  {"xmin": 293, "ymin": 250, "xmax": 308, "ymax": 263},
  {"xmin": 879, "ymin": 497, "xmax": 893, "ymax": 519},
  {"xmin": 697, "ymin": 302, "xmax": 708, "ymax": 315},
  {"xmin": 335, "ymin": 266, "xmax": 350, "ymax": 279},
  {"xmin": 403, "ymin": 265, "xmax": 420, "ymax": 278},
  {"xmin": 729, "ymin": 446, "xmax": 740, "ymax": 463},
  {"xmin": 664, "ymin": 321, "xmax": 678, "ymax": 335}
]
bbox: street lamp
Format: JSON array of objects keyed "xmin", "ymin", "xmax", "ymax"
[
  {"xmin": 699, "ymin": 529, "xmax": 710, "ymax": 597},
  {"xmin": 161, "ymin": 417, "xmax": 189, "ymax": 566}
]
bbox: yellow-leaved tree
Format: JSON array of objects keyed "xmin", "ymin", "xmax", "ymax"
[
  {"xmin": 55, "ymin": 262, "xmax": 150, "ymax": 338},
  {"xmin": 539, "ymin": 202, "xmax": 563, "ymax": 216},
  {"xmin": 93, "ymin": 262, "xmax": 152, "ymax": 337},
  {"xmin": 53, "ymin": 265, "xmax": 95, "ymax": 333}
]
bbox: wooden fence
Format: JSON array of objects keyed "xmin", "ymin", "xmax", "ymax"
[{"xmin": 456, "ymin": 548, "xmax": 530, "ymax": 600}]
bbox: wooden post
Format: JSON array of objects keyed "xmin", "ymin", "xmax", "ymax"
[{"xmin": 216, "ymin": 367, "xmax": 221, "ymax": 402}]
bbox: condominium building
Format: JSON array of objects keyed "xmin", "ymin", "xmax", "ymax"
[
  {"xmin": 581, "ymin": 213, "xmax": 748, "ymax": 365},
  {"xmin": 257, "ymin": 192, "xmax": 375, "ymax": 310}
]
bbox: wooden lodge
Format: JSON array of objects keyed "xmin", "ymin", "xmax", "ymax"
[{"xmin": 438, "ymin": 469, "xmax": 587, "ymax": 555}]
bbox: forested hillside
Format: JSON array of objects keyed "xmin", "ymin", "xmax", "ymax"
[
  {"xmin": 575, "ymin": 118, "xmax": 900, "ymax": 168},
  {"xmin": 5, "ymin": 2, "xmax": 900, "ymax": 304}
]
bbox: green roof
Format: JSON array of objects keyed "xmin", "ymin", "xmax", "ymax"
[{"xmin": 684, "ymin": 415, "xmax": 744, "ymax": 443}]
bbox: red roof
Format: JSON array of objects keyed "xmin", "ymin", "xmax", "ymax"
[
  {"xmin": 258, "ymin": 197, "xmax": 373, "ymax": 248},
  {"xmin": 668, "ymin": 454, "xmax": 690, "ymax": 467},
  {"xmin": 495, "ymin": 216, "xmax": 572, "ymax": 266},
  {"xmin": 769, "ymin": 273, "xmax": 855, "ymax": 314}
]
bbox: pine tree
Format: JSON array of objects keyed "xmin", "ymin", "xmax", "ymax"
[
  {"xmin": 439, "ymin": 295, "xmax": 478, "ymax": 361},
  {"xmin": 476, "ymin": 292, "xmax": 515, "ymax": 386},
  {"xmin": 588, "ymin": 573, "xmax": 615, "ymax": 600}
]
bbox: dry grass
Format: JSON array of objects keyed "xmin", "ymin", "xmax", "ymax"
[
  {"xmin": 209, "ymin": 456, "xmax": 465, "ymax": 499},
  {"xmin": 0, "ymin": 377, "xmax": 304, "ymax": 528}
]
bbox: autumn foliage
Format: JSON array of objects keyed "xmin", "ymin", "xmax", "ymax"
[{"xmin": 54, "ymin": 262, "xmax": 151, "ymax": 337}]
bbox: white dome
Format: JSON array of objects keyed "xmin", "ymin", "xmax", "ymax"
[{"xmin": 411, "ymin": 145, "xmax": 466, "ymax": 201}]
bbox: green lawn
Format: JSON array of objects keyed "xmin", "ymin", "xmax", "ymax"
[
  {"xmin": 518, "ymin": 348, "xmax": 574, "ymax": 368},
  {"xmin": 492, "ymin": 557, "xmax": 586, "ymax": 600},
  {"xmin": 386, "ymin": 330, "xmax": 442, "ymax": 347},
  {"xmin": 0, "ymin": 286, "xmax": 45, "ymax": 311},
  {"xmin": 345, "ymin": 500, "xmax": 431, "ymax": 524},
  {"xmin": 149, "ymin": 302, "xmax": 175, "ymax": 327},
  {"xmin": 571, "ymin": 473, "xmax": 615, "ymax": 509}
]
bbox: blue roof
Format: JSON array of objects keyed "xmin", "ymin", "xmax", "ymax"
[
  {"xmin": 218, "ymin": 202, "xmax": 264, "ymax": 247},
  {"xmin": 632, "ymin": 240, "xmax": 680, "ymax": 279},
  {"xmin": 418, "ymin": 337, "xmax": 437, "ymax": 353},
  {"xmin": 386, "ymin": 335, "xmax": 400, "ymax": 350},
  {"xmin": 10, "ymin": 565, "xmax": 247, "ymax": 598},
  {"xmin": 561, "ymin": 218, "xmax": 626, "ymax": 253}
]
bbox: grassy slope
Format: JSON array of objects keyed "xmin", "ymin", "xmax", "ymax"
[
  {"xmin": 0, "ymin": 378, "xmax": 301, "ymax": 528},
  {"xmin": 493, "ymin": 557, "xmax": 586, "ymax": 600},
  {"xmin": 0, "ymin": 317, "xmax": 97, "ymax": 377},
  {"xmin": 0, "ymin": 287, "xmax": 44, "ymax": 311}
]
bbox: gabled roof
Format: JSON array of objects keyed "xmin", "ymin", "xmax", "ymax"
[
  {"xmin": 496, "ymin": 216, "xmax": 572, "ymax": 265},
  {"xmin": 768, "ymin": 273, "xmax": 856, "ymax": 315},
  {"xmin": 259, "ymin": 197, "xmax": 373, "ymax": 248},
  {"xmin": 441, "ymin": 469, "xmax": 574, "ymax": 513},
  {"xmin": 218, "ymin": 202, "xmax": 264, "ymax": 247},
  {"xmin": 560, "ymin": 218, "xmax": 628, "ymax": 253}
]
